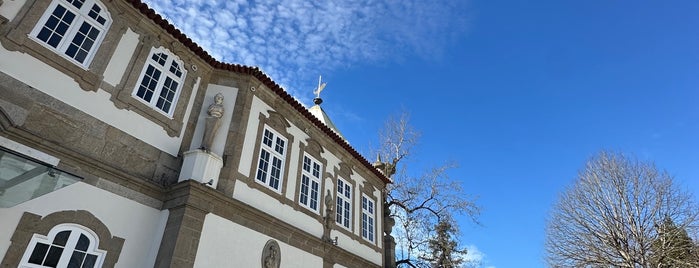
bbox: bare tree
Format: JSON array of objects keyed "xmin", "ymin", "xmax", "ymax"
[
  {"xmin": 374, "ymin": 113, "xmax": 479, "ymax": 268},
  {"xmin": 545, "ymin": 151, "xmax": 699, "ymax": 268}
]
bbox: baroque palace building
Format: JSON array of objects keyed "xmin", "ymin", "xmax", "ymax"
[{"xmin": 0, "ymin": 0, "xmax": 395, "ymax": 267}]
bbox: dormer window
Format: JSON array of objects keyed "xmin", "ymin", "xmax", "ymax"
[
  {"xmin": 131, "ymin": 47, "xmax": 186, "ymax": 116},
  {"xmin": 30, "ymin": 0, "xmax": 111, "ymax": 67}
]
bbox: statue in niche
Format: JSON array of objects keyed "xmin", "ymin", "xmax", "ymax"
[
  {"xmin": 200, "ymin": 93, "xmax": 224, "ymax": 152},
  {"xmin": 261, "ymin": 240, "xmax": 281, "ymax": 268},
  {"xmin": 322, "ymin": 189, "xmax": 335, "ymax": 242}
]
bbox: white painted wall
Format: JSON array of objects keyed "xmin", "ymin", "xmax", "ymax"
[
  {"xmin": 0, "ymin": 182, "xmax": 168, "ymax": 268},
  {"xmin": 237, "ymin": 96, "xmax": 270, "ymax": 177},
  {"xmin": 233, "ymin": 95, "xmax": 383, "ymax": 265},
  {"xmin": 103, "ymin": 28, "xmax": 139, "ymax": 87},
  {"xmin": 194, "ymin": 213, "xmax": 323, "ymax": 268},
  {"xmin": 0, "ymin": 0, "xmax": 26, "ymax": 21},
  {"xmin": 0, "ymin": 43, "xmax": 199, "ymax": 156}
]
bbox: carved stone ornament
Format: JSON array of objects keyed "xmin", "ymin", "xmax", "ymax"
[{"xmin": 261, "ymin": 240, "xmax": 281, "ymax": 268}]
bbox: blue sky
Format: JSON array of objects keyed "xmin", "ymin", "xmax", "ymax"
[{"xmin": 145, "ymin": 0, "xmax": 699, "ymax": 267}]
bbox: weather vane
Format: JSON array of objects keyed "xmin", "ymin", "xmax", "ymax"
[{"xmin": 314, "ymin": 75, "xmax": 327, "ymax": 99}]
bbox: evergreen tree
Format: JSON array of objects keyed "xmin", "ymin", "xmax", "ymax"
[
  {"xmin": 650, "ymin": 218, "xmax": 699, "ymax": 267},
  {"xmin": 421, "ymin": 220, "xmax": 466, "ymax": 268}
]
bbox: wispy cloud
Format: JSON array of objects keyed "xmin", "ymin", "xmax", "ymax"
[{"xmin": 144, "ymin": 0, "xmax": 470, "ymax": 104}]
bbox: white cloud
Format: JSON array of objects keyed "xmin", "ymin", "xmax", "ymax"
[{"xmin": 143, "ymin": 0, "xmax": 470, "ymax": 105}]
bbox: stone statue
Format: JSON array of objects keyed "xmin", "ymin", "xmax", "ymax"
[
  {"xmin": 201, "ymin": 93, "xmax": 224, "ymax": 152},
  {"xmin": 261, "ymin": 240, "xmax": 280, "ymax": 268},
  {"xmin": 322, "ymin": 189, "xmax": 334, "ymax": 242}
]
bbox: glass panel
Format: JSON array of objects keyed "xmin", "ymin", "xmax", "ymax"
[
  {"xmin": 76, "ymin": 234, "xmax": 89, "ymax": 251},
  {"xmin": 256, "ymin": 150, "xmax": 270, "ymax": 183},
  {"xmin": 44, "ymin": 246, "xmax": 64, "ymax": 267},
  {"xmin": 312, "ymin": 163, "xmax": 320, "ymax": 178},
  {"xmin": 310, "ymin": 181, "xmax": 319, "ymax": 210},
  {"xmin": 274, "ymin": 138, "xmax": 285, "ymax": 154},
  {"xmin": 67, "ymin": 0, "xmax": 85, "ymax": 9},
  {"xmin": 300, "ymin": 175, "xmax": 309, "ymax": 205},
  {"xmin": 83, "ymin": 254, "xmax": 98, "ymax": 268},
  {"xmin": 269, "ymin": 157, "xmax": 282, "ymax": 189},
  {"xmin": 0, "ymin": 149, "xmax": 81, "ymax": 208},
  {"xmin": 53, "ymin": 230, "xmax": 71, "ymax": 246},
  {"xmin": 302, "ymin": 157, "xmax": 310, "ymax": 172},
  {"xmin": 28, "ymin": 243, "xmax": 49, "ymax": 264},
  {"xmin": 262, "ymin": 130, "xmax": 273, "ymax": 147},
  {"xmin": 67, "ymin": 251, "xmax": 85, "ymax": 268}
]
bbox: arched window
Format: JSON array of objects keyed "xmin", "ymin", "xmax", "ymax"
[
  {"xmin": 29, "ymin": 0, "xmax": 112, "ymax": 67},
  {"xmin": 20, "ymin": 224, "xmax": 105, "ymax": 268},
  {"xmin": 132, "ymin": 47, "xmax": 187, "ymax": 116}
]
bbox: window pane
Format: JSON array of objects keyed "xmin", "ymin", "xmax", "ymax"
[
  {"xmin": 302, "ymin": 157, "xmax": 310, "ymax": 172},
  {"xmin": 44, "ymin": 245, "xmax": 64, "ymax": 267},
  {"xmin": 262, "ymin": 130, "xmax": 273, "ymax": 147},
  {"xmin": 274, "ymin": 138, "xmax": 285, "ymax": 154},
  {"xmin": 67, "ymin": 251, "xmax": 85, "ymax": 268},
  {"xmin": 83, "ymin": 254, "xmax": 98, "ymax": 268},
  {"xmin": 53, "ymin": 230, "xmax": 71, "ymax": 246},
  {"xmin": 28, "ymin": 243, "xmax": 50, "ymax": 264},
  {"xmin": 256, "ymin": 150, "xmax": 270, "ymax": 183},
  {"xmin": 300, "ymin": 175, "xmax": 309, "ymax": 204},
  {"xmin": 76, "ymin": 234, "xmax": 89, "ymax": 251}
]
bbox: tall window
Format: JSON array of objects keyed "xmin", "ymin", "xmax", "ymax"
[
  {"xmin": 336, "ymin": 178, "xmax": 352, "ymax": 229},
  {"xmin": 361, "ymin": 195, "xmax": 376, "ymax": 242},
  {"xmin": 299, "ymin": 154, "xmax": 322, "ymax": 212},
  {"xmin": 30, "ymin": 0, "xmax": 111, "ymax": 66},
  {"xmin": 255, "ymin": 127, "xmax": 287, "ymax": 191},
  {"xmin": 20, "ymin": 224, "xmax": 105, "ymax": 268},
  {"xmin": 132, "ymin": 47, "xmax": 186, "ymax": 116}
]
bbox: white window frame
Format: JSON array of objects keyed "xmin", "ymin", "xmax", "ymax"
[
  {"xmin": 254, "ymin": 126, "xmax": 287, "ymax": 192},
  {"xmin": 29, "ymin": 0, "xmax": 112, "ymax": 68},
  {"xmin": 19, "ymin": 224, "xmax": 106, "ymax": 268},
  {"xmin": 131, "ymin": 47, "xmax": 186, "ymax": 117},
  {"xmin": 299, "ymin": 153, "xmax": 322, "ymax": 213},
  {"xmin": 336, "ymin": 177, "xmax": 352, "ymax": 230},
  {"xmin": 361, "ymin": 194, "xmax": 376, "ymax": 243}
]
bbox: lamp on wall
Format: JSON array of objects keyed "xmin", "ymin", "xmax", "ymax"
[{"xmin": 332, "ymin": 236, "xmax": 338, "ymax": 246}]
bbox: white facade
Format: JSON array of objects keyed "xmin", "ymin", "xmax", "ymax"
[{"xmin": 0, "ymin": 0, "xmax": 388, "ymax": 267}]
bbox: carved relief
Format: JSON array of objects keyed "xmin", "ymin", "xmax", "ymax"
[
  {"xmin": 261, "ymin": 240, "xmax": 281, "ymax": 268},
  {"xmin": 266, "ymin": 110, "xmax": 291, "ymax": 130}
]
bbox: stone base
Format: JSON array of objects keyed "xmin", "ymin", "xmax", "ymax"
[{"xmin": 178, "ymin": 149, "xmax": 223, "ymax": 188}]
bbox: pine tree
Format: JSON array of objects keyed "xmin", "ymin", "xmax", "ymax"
[
  {"xmin": 421, "ymin": 220, "xmax": 466, "ymax": 268},
  {"xmin": 650, "ymin": 218, "xmax": 699, "ymax": 267}
]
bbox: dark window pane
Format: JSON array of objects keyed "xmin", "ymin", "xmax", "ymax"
[
  {"xmin": 67, "ymin": 251, "xmax": 85, "ymax": 268},
  {"xmin": 75, "ymin": 50, "xmax": 87, "ymax": 63},
  {"xmin": 64, "ymin": 11, "xmax": 76, "ymax": 24},
  {"xmin": 44, "ymin": 246, "xmax": 64, "ymax": 267},
  {"xmin": 82, "ymin": 39, "xmax": 94, "ymax": 51},
  {"xmin": 79, "ymin": 23, "xmax": 90, "ymax": 34},
  {"xmin": 56, "ymin": 22, "xmax": 69, "ymax": 35},
  {"xmin": 83, "ymin": 254, "xmax": 98, "ymax": 268},
  {"xmin": 66, "ymin": 44, "xmax": 78, "ymax": 57},
  {"xmin": 88, "ymin": 28, "xmax": 99, "ymax": 40},
  {"xmin": 97, "ymin": 16, "xmax": 106, "ymax": 25},
  {"xmin": 53, "ymin": 230, "xmax": 71, "ymax": 246},
  {"xmin": 48, "ymin": 35, "xmax": 62, "ymax": 48},
  {"xmin": 45, "ymin": 16, "xmax": 59, "ymax": 29},
  {"xmin": 54, "ymin": 5, "xmax": 67, "ymax": 16},
  {"xmin": 28, "ymin": 243, "xmax": 50, "ymax": 264},
  {"xmin": 76, "ymin": 234, "xmax": 89, "ymax": 251},
  {"xmin": 37, "ymin": 28, "xmax": 52, "ymax": 42}
]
